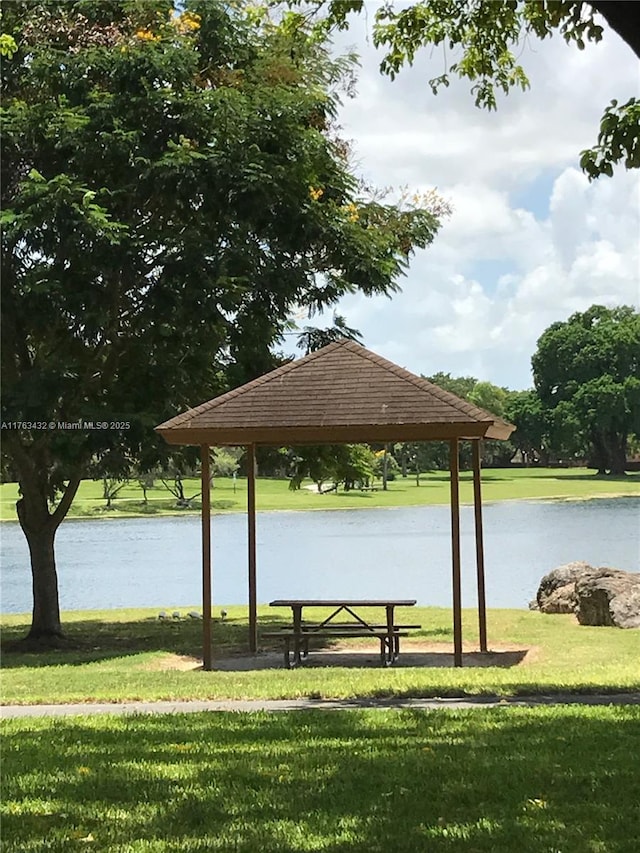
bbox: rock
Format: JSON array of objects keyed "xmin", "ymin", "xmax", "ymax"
[
  {"xmin": 575, "ymin": 569, "xmax": 640, "ymax": 629},
  {"xmin": 536, "ymin": 562, "xmax": 640, "ymax": 628},
  {"xmin": 536, "ymin": 561, "xmax": 592, "ymax": 613}
]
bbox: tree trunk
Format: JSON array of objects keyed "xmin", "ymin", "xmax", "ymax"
[
  {"xmin": 24, "ymin": 518, "xmax": 63, "ymax": 638},
  {"xmin": 593, "ymin": 429, "xmax": 627, "ymax": 475},
  {"xmin": 382, "ymin": 444, "xmax": 388, "ymax": 491},
  {"xmin": 590, "ymin": 432, "xmax": 608, "ymax": 474},
  {"xmin": 9, "ymin": 438, "xmax": 83, "ymax": 643},
  {"xmin": 607, "ymin": 431, "xmax": 627, "ymax": 475},
  {"xmin": 400, "ymin": 446, "xmax": 408, "ymax": 477}
]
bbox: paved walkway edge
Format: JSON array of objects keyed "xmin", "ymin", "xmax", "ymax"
[{"xmin": 1, "ymin": 693, "xmax": 639, "ymax": 718}]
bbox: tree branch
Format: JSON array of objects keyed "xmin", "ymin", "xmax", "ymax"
[
  {"xmin": 51, "ymin": 470, "xmax": 84, "ymax": 528},
  {"xmin": 590, "ymin": 1, "xmax": 640, "ymax": 58}
]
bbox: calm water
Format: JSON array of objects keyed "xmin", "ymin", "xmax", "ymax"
[{"xmin": 1, "ymin": 499, "xmax": 639, "ymax": 614}]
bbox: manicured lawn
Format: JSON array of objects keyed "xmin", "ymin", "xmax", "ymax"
[
  {"xmin": 2, "ymin": 706, "xmax": 639, "ymax": 852},
  {"xmin": 1, "ymin": 467, "xmax": 638, "ymax": 521},
  {"xmin": 2, "ymin": 606, "xmax": 639, "ymax": 704}
]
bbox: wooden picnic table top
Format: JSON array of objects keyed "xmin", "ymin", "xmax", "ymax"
[{"xmin": 269, "ymin": 599, "xmax": 417, "ymax": 608}]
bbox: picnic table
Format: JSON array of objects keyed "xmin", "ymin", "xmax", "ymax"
[{"xmin": 264, "ymin": 599, "xmax": 420, "ymax": 669}]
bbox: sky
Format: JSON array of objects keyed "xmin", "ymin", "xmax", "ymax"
[{"xmin": 286, "ymin": 5, "xmax": 640, "ymax": 390}]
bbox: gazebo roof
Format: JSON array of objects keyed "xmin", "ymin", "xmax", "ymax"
[{"xmin": 156, "ymin": 339, "xmax": 514, "ymax": 445}]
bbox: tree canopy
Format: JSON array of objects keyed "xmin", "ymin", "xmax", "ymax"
[
  {"xmin": 0, "ymin": 0, "xmax": 448, "ymax": 641},
  {"xmin": 532, "ymin": 305, "xmax": 640, "ymax": 474},
  {"xmin": 300, "ymin": 0, "xmax": 640, "ymax": 178},
  {"xmin": 503, "ymin": 390, "xmax": 548, "ymax": 465}
]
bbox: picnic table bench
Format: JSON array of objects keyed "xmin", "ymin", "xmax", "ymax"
[{"xmin": 263, "ymin": 600, "xmax": 420, "ymax": 668}]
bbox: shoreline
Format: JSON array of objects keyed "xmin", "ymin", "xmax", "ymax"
[{"xmin": 1, "ymin": 490, "xmax": 638, "ymax": 524}]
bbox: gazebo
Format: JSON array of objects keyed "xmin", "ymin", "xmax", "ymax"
[{"xmin": 156, "ymin": 339, "xmax": 514, "ymax": 669}]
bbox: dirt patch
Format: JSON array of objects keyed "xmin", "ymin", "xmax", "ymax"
[
  {"xmin": 207, "ymin": 642, "xmax": 535, "ymax": 671},
  {"xmin": 518, "ymin": 644, "xmax": 542, "ymax": 665},
  {"xmin": 142, "ymin": 653, "xmax": 202, "ymax": 671},
  {"xmin": 141, "ymin": 644, "xmax": 537, "ymax": 672}
]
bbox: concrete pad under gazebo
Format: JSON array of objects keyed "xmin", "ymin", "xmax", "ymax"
[{"xmin": 156, "ymin": 339, "xmax": 514, "ymax": 670}]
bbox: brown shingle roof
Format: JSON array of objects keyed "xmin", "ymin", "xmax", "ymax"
[{"xmin": 156, "ymin": 339, "xmax": 514, "ymax": 445}]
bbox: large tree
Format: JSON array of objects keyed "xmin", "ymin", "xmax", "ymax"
[
  {"xmin": 300, "ymin": 0, "xmax": 640, "ymax": 179},
  {"xmin": 0, "ymin": 0, "xmax": 447, "ymax": 642},
  {"xmin": 531, "ymin": 305, "xmax": 640, "ymax": 475}
]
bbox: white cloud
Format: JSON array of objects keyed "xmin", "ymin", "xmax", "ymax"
[{"xmin": 311, "ymin": 11, "xmax": 640, "ymax": 389}]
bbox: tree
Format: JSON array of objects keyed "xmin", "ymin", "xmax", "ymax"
[
  {"xmin": 211, "ymin": 447, "xmax": 242, "ymax": 480},
  {"xmin": 135, "ymin": 469, "xmax": 155, "ymax": 505},
  {"xmin": 0, "ymin": 0, "xmax": 447, "ymax": 642},
  {"xmin": 306, "ymin": 0, "xmax": 640, "ymax": 179},
  {"xmin": 504, "ymin": 390, "xmax": 548, "ymax": 465},
  {"xmin": 288, "ymin": 443, "xmax": 375, "ymax": 492},
  {"xmin": 101, "ymin": 477, "xmax": 128, "ymax": 510},
  {"xmin": 468, "ymin": 381, "xmax": 507, "ymax": 417},
  {"xmin": 532, "ymin": 305, "xmax": 640, "ymax": 475},
  {"xmin": 296, "ymin": 313, "xmax": 362, "ymax": 355},
  {"xmin": 372, "ymin": 445, "xmax": 399, "ymax": 489},
  {"xmin": 159, "ymin": 469, "xmax": 202, "ymax": 509}
]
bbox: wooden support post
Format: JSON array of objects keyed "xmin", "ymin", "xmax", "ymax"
[
  {"xmin": 200, "ymin": 445, "xmax": 212, "ymax": 671},
  {"xmin": 247, "ymin": 443, "xmax": 258, "ymax": 653},
  {"xmin": 472, "ymin": 439, "xmax": 488, "ymax": 653},
  {"xmin": 449, "ymin": 439, "xmax": 463, "ymax": 667}
]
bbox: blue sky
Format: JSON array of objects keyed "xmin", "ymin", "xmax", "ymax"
[{"xmin": 285, "ymin": 7, "xmax": 640, "ymax": 390}]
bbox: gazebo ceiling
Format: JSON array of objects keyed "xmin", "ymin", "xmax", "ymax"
[{"xmin": 156, "ymin": 339, "xmax": 515, "ymax": 446}]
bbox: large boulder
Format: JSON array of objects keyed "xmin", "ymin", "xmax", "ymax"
[
  {"xmin": 575, "ymin": 569, "xmax": 640, "ymax": 629},
  {"xmin": 536, "ymin": 561, "xmax": 592, "ymax": 613},
  {"xmin": 535, "ymin": 562, "xmax": 640, "ymax": 628}
]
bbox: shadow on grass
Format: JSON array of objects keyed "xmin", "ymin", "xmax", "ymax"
[
  {"xmin": 2, "ymin": 708, "xmax": 639, "ymax": 852},
  {"xmin": 0, "ymin": 615, "xmax": 475, "ymax": 673},
  {"xmin": 301, "ymin": 648, "xmax": 528, "ymax": 669},
  {"xmin": 0, "ymin": 614, "xmax": 286, "ymax": 668},
  {"xmin": 69, "ymin": 498, "xmax": 242, "ymax": 518}
]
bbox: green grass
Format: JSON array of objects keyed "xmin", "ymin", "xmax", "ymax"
[
  {"xmin": 1, "ymin": 467, "xmax": 638, "ymax": 521},
  {"xmin": 2, "ymin": 706, "xmax": 639, "ymax": 851},
  {"xmin": 2, "ymin": 606, "xmax": 639, "ymax": 704}
]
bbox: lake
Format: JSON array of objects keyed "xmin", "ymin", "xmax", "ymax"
[{"xmin": 1, "ymin": 498, "xmax": 639, "ymax": 615}]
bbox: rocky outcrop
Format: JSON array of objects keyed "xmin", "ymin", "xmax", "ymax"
[
  {"xmin": 536, "ymin": 562, "xmax": 640, "ymax": 628},
  {"xmin": 536, "ymin": 561, "xmax": 592, "ymax": 614},
  {"xmin": 575, "ymin": 569, "xmax": 640, "ymax": 629}
]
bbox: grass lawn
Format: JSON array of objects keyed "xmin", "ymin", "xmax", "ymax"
[
  {"xmin": 1, "ymin": 467, "xmax": 638, "ymax": 521},
  {"xmin": 2, "ymin": 706, "xmax": 639, "ymax": 852},
  {"xmin": 2, "ymin": 606, "xmax": 639, "ymax": 704}
]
